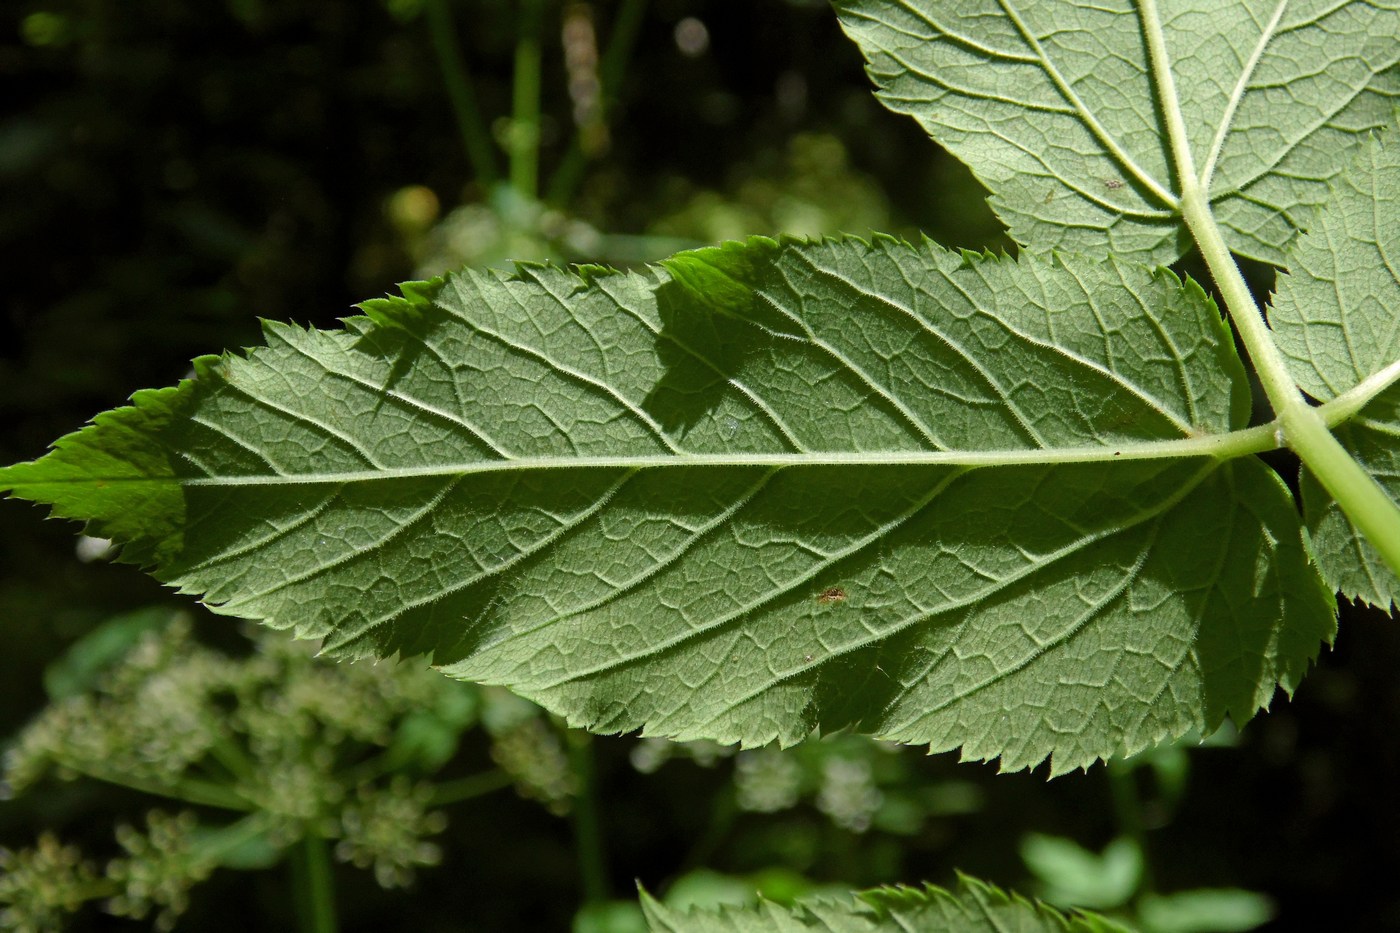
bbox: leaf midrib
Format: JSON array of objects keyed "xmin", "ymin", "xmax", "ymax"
[
  {"xmin": 1000, "ymin": 0, "xmax": 1178, "ymax": 207},
  {"xmin": 19, "ymin": 367, "xmax": 1400, "ymax": 491},
  {"xmin": 39, "ymin": 430, "xmax": 1267, "ymax": 488},
  {"xmin": 1198, "ymin": 0, "xmax": 1287, "ymax": 192}
]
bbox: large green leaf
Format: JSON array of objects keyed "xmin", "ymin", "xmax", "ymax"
[
  {"xmin": 639, "ymin": 877, "xmax": 1130, "ymax": 932},
  {"xmin": 0, "ymin": 237, "xmax": 1335, "ymax": 773},
  {"xmin": 834, "ymin": 0, "xmax": 1400, "ymax": 265},
  {"xmin": 1270, "ymin": 131, "xmax": 1400, "ymax": 609}
]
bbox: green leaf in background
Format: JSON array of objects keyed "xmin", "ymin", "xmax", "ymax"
[
  {"xmin": 1270, "ymin": 132, "xmax": 1400, "ymax": 609},
  {"xmin": 1137, "ymin": 889, "xmax": 1273, "ymax": 933},
  {"xmin": 575, "ymin": 899, "xmax": 649, "ymax": 933},
  {"xmin": 639, "ymin": 876, "xmax": 1131, "ymax": 932},
  {"xmin": 41, "ymin": 606, "xmax": 175, "ymax": 700},
  {"xmin": 0, "ymin": 236, "xmax": 1336, "ymax": 774},
  {"xmin": 1020, "ymin": 834, "xmax": 1142, "ymax": 910},
  {"xmin": 833, "ymin": 0, "xmax": 1400, "ymax": 264}
]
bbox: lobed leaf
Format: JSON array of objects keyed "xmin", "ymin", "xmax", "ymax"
[
  {"xmin": 0, "ymin": 237, "xmax": 1335, "ymax": 773},
  {"xmin": 639, "ymin": 876, "xmax": 1131, "ymax": 932},
  {"xmin": 834, "ymin": 0, "xmax": 1400, "ymax": 265}
]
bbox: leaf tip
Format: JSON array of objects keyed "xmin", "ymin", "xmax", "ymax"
[{"xmin": 353, "ymin": 275, "xmax": 447, "ymax": 332}]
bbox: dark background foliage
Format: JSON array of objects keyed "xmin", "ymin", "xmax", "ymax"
[{"xmin": 2, "ymin": 1, "xmax": 1397, "ymax": 930}]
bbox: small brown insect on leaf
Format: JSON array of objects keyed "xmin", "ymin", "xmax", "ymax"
[
  {"xmin": 1104, "ymin": 178, "xmax": 1125, "ymax": 190},
  {"xmin": 817, "ymin": 586, "xmax": 847, "ymax": 604}
]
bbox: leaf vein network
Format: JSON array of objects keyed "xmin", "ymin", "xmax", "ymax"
[
  {"xmin": 328, "ymin": 469, "xmax": 642, "ymax": 652},
  {"xmin": 1001, "ymin": 0, "xmax": 1178, "ymax": 207},
  {"xmin": 178, "ymin": 485, "xmax": 344, "ymax": 576},
  {"xmin": 692, "ymin": 460, "xmax": 1218, "ymax": 740},
  {"xmin": 786, "ymin": 251, "xmax": 1046, "ymax": 448},
  {"xmin": 215, "ymin": 377, "xmax": 384, "ymax": 470},
  {"xmin": 215, "ymin": 475, "xmax": 463, "ymax": 614},
  {"xmin": 444, "ymin": 275, "xmax": 682, "ymax": 455},
  {"xmin": 278, "ymin": 331, "xmax": 513, "ymax": 460},
  {"xmin": 532, "ymin": 468, "xmax": 971, "ymax": 692},
  {"xmin": 449, "ymin": 467, "xmax": 783, "ymax": 658}
]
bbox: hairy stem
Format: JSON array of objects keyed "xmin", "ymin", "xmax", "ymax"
[
  {"xmin": 1141, "ymin": 0, "xmax": 1400, "ymax": 579},
  {"xmin": 1318, "ymin": 359, "xmax": 1400, "ymax": 426},
  {"xmin": 1180, "ymin": 188, "xmax": 1400, "ymax": 579}
]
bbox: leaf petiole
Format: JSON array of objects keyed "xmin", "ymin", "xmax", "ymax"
[
  {"xmin": 1179, "ymin": 186, "xmax": 1400, "ymax": 581},
  {"xmin": 1141, "ymin": 0, "xmax": 1400, "ymax": 582},
  {"xmin": 1316, "ymin": 360, "xmax": 1400, "ymax": 426}
]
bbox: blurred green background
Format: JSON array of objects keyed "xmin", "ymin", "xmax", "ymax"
[{"xmin": 1, "ymin": 1, "xmax": 1398, "ymax": 930}]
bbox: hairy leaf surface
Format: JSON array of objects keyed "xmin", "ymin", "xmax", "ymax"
[
  {"xmin": 1272, "ymin": 131, "xmax": 1400, "ymax": 401},
  {"xmin": 0, "ymin": 237, "xmax": 1334, "ymax": 773},
  {"xmin": 1301, "ymin": 384, "xmax": 1400, "ymax": 610},
  {"xmin": 1274, "ymin": 132, "xmax": 1400, "ymax": 609},
  {"xmin": 639, "ymin": 877, "xmax": 1129, "ymax": 933},
  {"xmin": 834, "ymin": 0, "xmax": 1400, "ymax": 265}
]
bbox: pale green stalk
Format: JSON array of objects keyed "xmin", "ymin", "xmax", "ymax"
[
  {"xmin": 56, "ymin": 755, "xmax": 253, "ymax": 811},
  {"xmin": 291, "ymin": 834, "xmax": 338, "ymax": 933},
  {"xmin": 163, "ymin": 425, "xmax": 1283, "ymax": 487},
  {"xmin": 511, "ymin": 0, "xmax": 546, "ymax": 201},
  {"xmin": 196, "ymin": 812, "xmax": 280, "ymax": 863},
  {"xmin": 1140, "ymin": 0, "xmax": 1400, "ymax": 579},
  {"xmin": 1319, "ymin": 360, "xmax": 1400, "ymax": 425},
  {"xmin": 424, "ymin": 0, "xmax": 499, "ymax": 187},
  {"xmin": 206, "ymin": 733, "xmax": 257, "ymax": 783},
  {"xmin": 427, "ymin": 769, "xmax": 513, "ymax": 806}
]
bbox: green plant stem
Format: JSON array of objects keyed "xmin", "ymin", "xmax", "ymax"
[
  {"xmin": 1180, "ymin": 187, "xmax": 1400, "ymax": 579},
  {"xmin": 565, "ymin": 729, "xmax": 609, "ymax": 905},
  {"xmin": 676, "ymin": 784, "xmax": 737, "ymax": 876},
  {"xmin": 429, "ymin": 769, "xmax": 514, "ymax": 806},
  {"xmin": 1176, "ymin": 195, "xmax": 1302, "ymax": 419},
  {"xmin": 425, "ymin": 0, "xmax": 499, "ymax": 187},
  {"xmin": 60, "ymin": 757, "xmax": 252, "ymax": 811},
  {"xmin": 71, "ymin": 878, "xmax": 122, "ymax": 903},
  {"xmin": 511, "ymin": 0, "xmax": 547, "ymax": 202},
  {"xmin": 290, "ymin": 833, "xmax": 338, "ymax": 933},
  {"xmin": 595, "ymin": 0, "xmax": 648, "ymax": 122},
  {"xmin": 1319, "ymin": 360, "xmax": 1400, "ymax": 425},
  {"xmin": 206, "ymin": 732, "xmax": 257, "ymax": 783},
  {"xmin": 196, "ymin": 812, "xmax": 278, "ymax": 864},
  {"xmin": 1106, "ymin": 762, "xmax": 1155, "ymax": 899},
  {"xmin": 1141, "ymin": 0, "xmax": 1400, "ymax": 579},
  {"xmin": 547, "ymin": 0, "xmax": 650, "ymax": 206}
]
